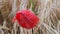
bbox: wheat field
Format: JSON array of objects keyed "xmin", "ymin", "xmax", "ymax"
[{"xmin": 0, "ymin": 0, "xmax": 60, "ymax": 34}]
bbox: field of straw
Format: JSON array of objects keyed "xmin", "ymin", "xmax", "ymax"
[{"xmin": 0, "ymin": 0, "xmax": 60, "ymax": 34}]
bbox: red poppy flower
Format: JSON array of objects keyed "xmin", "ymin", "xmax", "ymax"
[{"xmin": 12, "ymin": 10, "xmax": 39, "ymax": 29}]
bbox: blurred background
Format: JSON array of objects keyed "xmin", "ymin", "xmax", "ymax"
[{"xmin": 0, "ymin": 0, "xmax": 60, "ymax": 34}]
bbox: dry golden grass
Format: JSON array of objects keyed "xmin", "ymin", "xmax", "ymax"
[{"xmin": 0, "ymin": 0, "xmax": 60, "ymax": 34}]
